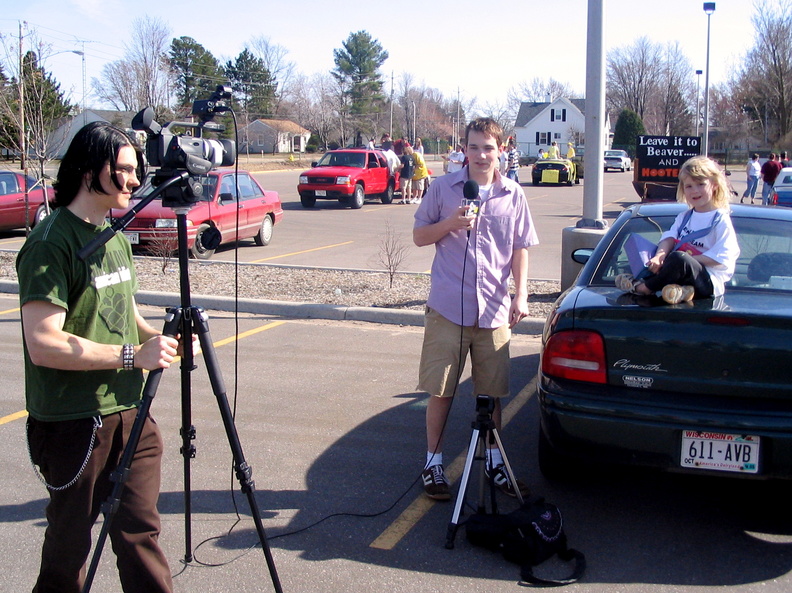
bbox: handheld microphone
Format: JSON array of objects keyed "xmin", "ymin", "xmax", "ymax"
[
  {"xmin": 462, "ymin": 179, "xmax": 480, "ymax": 238},
  {"xmin": 463, "ymin": 179, "xmax": 479, "ymax": 201}
]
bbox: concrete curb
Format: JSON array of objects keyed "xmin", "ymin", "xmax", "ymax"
[{"xmin": 0, "ymin": 280, "xmax": 546, "ymax": 334}]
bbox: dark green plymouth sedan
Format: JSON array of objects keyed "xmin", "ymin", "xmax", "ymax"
[{"xmin": 539, "ymin": 203, "xmax": 792, "ymax": 481}]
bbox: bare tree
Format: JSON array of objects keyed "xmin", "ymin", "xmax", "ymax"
[
  {"xmin": 651, "ymin": 42, "xmax": 695, "ymax": 135},
  {"xmin": 146, "ymin": 232, "xmax": 178, "ymax": 273},
  {"xmin": 283, "ymin": 72, "xmax": 340, "ymax": 149},
  {"xmin": 93, "ymin": 16, "xmax": 173, "ymax": 116},
  {"xmin": 733, "ymin": 0, "xmax": 792, "ymax": 144},
  {"xmin": 0, "ymin": 29, "xmax": 71, "ymax": 184},
  {"xmin": 246, "ymin": 36, "xmax": 296, "ymax": 116},
  {"xmin": 606, "ymin": 37, "xmax": 664, "ymax": 122},
  {"xmin": 376, "ymin": 220, "xmax": 409, "ymax": 288}
]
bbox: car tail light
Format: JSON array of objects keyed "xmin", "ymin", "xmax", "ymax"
[
  {"xmin": 771, "ymin": 192, "xmax": 778, "ymax": 205},
  {"xmin": 542, "ymin": 330, "xmax": 607, "ymax": 384}
]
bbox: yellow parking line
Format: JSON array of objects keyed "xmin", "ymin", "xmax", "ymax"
[
  {"xmin": 369, "ymin": 376, "xmax": 537, "ymax": 550},
  {"xmin": 212, "ymin": 320, "xmax": 287, "ymax": 347},
  {"xmin": 1, "ymin": 307, "xmax": 20, "ymax": 315},
  {"xmin": 0, "ymin": 410, "xmax": 27, "ymax": 425},
  {"xmin": 249, "ymin": 241, "xmax": 353, "ymax": 263},
  {"xmin": 0, "ymin": 319, "xmax": 289, "ymax": 427}
]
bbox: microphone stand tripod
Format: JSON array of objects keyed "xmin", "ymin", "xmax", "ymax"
[
  {"xmin": 79, "ymin": 175, "xmax": 283, "ymax": 593},
  {"xmin": 445, "ymin": 395, "xmax": 524, "ymax": 550}
]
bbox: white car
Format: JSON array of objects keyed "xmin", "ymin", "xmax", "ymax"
[{"xmin": 604, "ymin": 150, "xmax": 632, "ymax": 172}]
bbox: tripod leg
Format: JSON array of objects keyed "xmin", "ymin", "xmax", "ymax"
[
  {"xmin": 191, "ymin": 307, "xmax": 283, "ymax": 593},
  {"xmin": 489, "ymin": 428, "xmax": 525, "ymax": 505},
  {"xmin": 445, "ymin": 428, "xmax": 480, "ymax": 549},
  {"xmin": 81, "ymin": 310, "xmax": 182, "ymax": 593}
]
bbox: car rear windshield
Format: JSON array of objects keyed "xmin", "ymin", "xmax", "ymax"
[{"xmin": 590, "ymin": 214, "xmax": 792, "ymax": 291}]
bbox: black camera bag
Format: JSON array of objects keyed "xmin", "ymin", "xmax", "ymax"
[{"xmin": 465, "ymin": 497, "xmax": 586, "ymax": 586}]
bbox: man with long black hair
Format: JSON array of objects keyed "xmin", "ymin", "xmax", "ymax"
[{"xmin": 17, "ymin": 121, "xmax": 180, "ymax": 593}]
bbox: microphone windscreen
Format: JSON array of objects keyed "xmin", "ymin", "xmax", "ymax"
[{"xmin": 463, "ymin": 179, "xmax": 479, "ymax": 200}]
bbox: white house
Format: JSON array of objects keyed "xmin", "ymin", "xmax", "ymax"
[
  {"xmin": 238, "ymin": 119, "xmax": 311, "ymax": 154},
  {"xmin": 513, "ymin": 97, "xmax": 611, "ymax": 158}
]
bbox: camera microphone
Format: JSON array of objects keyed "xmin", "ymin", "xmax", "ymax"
[{"xmin": 462, "ymin": 179, "xmax": 480, "ymax": 238}]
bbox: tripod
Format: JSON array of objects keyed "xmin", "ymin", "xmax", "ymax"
[
  {"xmin": 79, "ymin": 184, "xmax": 283, "ymax": 593},
  {"xmin": 445, "ymin": 395, "xmax": 524, "ymax": 549}
]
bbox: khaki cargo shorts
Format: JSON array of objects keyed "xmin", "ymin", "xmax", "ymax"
[{"xmin": 417, "ymin": 307, "xmax": 511, "ymax": 398}]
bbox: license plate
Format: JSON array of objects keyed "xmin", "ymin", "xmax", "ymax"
[
  {"xmin": 315, "ymin": 190, "xmax": 327, "ymax": 197},
  {"xmin": 123, "ymin": 232, "xmax": 139, "ymax": 245},
  {"xmin": 680, "ymin": 430, "xmax": 759, "ymax": 474}
]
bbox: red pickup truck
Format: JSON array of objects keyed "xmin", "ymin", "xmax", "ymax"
[{"xmin": 297, "ymin": 148, "xmax": 399, "ymax": 209}]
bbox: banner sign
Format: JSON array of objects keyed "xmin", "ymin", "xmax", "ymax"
[{"xmin": 635, "ymin": 135, "xmax": 701, "ymax": 182}]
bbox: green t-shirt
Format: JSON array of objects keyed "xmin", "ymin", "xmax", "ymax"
[{"xmin": 16, "ymin": 208, "xmax": 144, "ymax": 421}]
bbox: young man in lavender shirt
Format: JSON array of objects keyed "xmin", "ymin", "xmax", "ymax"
[{"xmin": 413, "ymin": 117, "xmax": 539, "ymax": 501}]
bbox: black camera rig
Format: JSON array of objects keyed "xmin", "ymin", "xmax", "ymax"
[{"xmin": 131, "ymin": 85, "xmax": 237, "ymax": 208}]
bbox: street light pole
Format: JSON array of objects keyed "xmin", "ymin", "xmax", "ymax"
[
  {"xmin": 695, "ymin": 69, "xmax": 703, "ymax": 138},
  {"xmin": 703, "ymin": 2, "xmax": 715, "ymax": 156}
]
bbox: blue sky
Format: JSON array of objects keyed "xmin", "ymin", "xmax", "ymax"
[{"xmin": 1, "ymin": 0, "xmax": 752, "ymax": 111}]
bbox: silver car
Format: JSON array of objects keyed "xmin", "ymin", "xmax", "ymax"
[{"xmin": 604, "ymin": 149, "xmax": 632, "ymax": 172}]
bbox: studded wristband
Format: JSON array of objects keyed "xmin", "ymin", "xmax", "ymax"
[{"xmin": 122, "ymin": 343, "xmax": 135, "ymax": 371}]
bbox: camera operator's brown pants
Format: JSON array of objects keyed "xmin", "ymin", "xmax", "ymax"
[{"xmin": 27, "ymin": 408, "xmax": 173, "ymax": 593}]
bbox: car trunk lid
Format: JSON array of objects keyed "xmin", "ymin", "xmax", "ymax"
[{"xmin": 571, "ymin": 287, "xmax": 792, "ymax": 399}]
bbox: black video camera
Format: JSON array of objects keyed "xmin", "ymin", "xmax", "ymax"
[{"xmin": 132, "ymin": 86, "xmax": 237, "ymax": 207}]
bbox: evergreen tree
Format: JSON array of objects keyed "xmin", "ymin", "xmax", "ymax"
[
  {"xmin": 332, "ymin": 31, "xmax": 388, "ymax": 116},
  {"xmin": 225, "ymin": 49, "xmax": 276, "ymax": 119},
  {"xmin": 613, "ymin": 109, "xmax": 646, "ymax": 153},
  {"xmin": 169, "ymin": 37, "xmax": 225, "ymax": 111}
]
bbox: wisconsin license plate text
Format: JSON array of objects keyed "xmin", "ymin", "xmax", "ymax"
[{"xmin": 680, "ymin": 430, "xmax": 759, "ymax": 474}]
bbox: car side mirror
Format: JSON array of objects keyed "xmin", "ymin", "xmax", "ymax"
[
  {"xmin": 572, "ymin": 248, "xmax": 594, "ymax": 264},
  {"xmin": 219, "ymin": 192, "xmax": 235, "ymax": 202},
  {"xmin": 311, "ymin": 161, "xmax": 318, "ymax": 167}
]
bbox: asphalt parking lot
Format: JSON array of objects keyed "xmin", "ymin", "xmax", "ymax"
[
  {"xmin": 1, "ymin": 169, "xmax": 791, "ymax": 593},
  {"xmin": 2, "ymin": 294, "xmax": 792, "ymax": 593}
]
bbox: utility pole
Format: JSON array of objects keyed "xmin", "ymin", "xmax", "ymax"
[
  {"xmin": 18, "ymin": 21, "xmax": 26, "ymax": 172},
  {"xmin": 389, "ymin": 71, "xmax": 394, "ymax": 138}
]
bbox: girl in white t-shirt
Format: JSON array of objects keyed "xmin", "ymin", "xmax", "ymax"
[{"xmin": 616, "ymin": 156, "xmax": 740, "ymax": 304}]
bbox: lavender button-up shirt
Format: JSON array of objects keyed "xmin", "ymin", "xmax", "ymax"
[{"xmin": 414, "ymin": 167, "xmax": 539, "ymax": 328}]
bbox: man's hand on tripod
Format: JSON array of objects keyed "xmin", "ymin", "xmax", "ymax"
[
  {"xmin": 136, "ymin": 335, "xmax": 179, "ymax": 370},
  {"xmin": 177, "ymin": 333, "xmax": 201, "ymax": 359}
]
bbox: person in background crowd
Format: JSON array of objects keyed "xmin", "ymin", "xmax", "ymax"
[
  {"xmin": 446, "ymin": 144, "xmax": 465, "ymax": 174},
  {"xmin": 742, "ymin": 153, "xmax": 761, "ymax": 203},
  {"xmin": 761, "ymin": 152, "xmax": 783, "ymax": 205},
  {"xmin": 399, "ymin": 145, "xmax": 416, "ymax": 204},
  {"xmin": 506, "ymin": 138, "xmax": 520, "ymax": 183},
  {"xmin": 411, "ymin": 148, "xmax": 430, "ymax": 204}
]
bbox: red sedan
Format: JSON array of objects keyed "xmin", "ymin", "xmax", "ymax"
[
  {"xmin": 116, "ymin": 169, "xmax": 283, "ymax": 260},
  {"xmin": 0, "ymin": 171, "xmax": 54, "ymax": 232}
]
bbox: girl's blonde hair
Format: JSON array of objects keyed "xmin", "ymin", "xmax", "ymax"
[{"xmin": 676, "ymin": 155, "xmax": 731, "ymax": 209}]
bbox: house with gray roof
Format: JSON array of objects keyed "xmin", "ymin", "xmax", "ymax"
[{"xmin": 238, "ymin": 119, "xmax": 311, "ymax": 154}]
